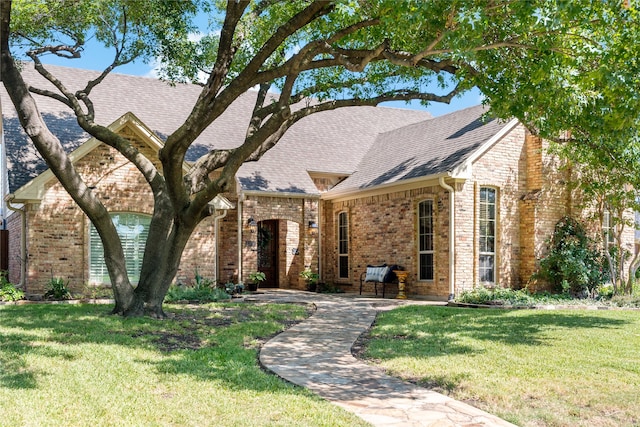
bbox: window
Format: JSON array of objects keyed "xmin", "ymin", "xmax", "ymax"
[
  {"xmin": 418, "ymin": 200, "xmax": 434, "ymax": 281},
  {"xmin": 603, "ymin": 210, "xmax": 615, "ymax": 245},
  {"xmin": 479, "ymin": 187, "xmax": 496, "ymax": 283},
  {"xmin": 89, "ymin": 213, "xmax": 151, "ymax": 284},
  {"xmin": 338, "ymin": 212, "xmax": 349, "ymax": 279}
]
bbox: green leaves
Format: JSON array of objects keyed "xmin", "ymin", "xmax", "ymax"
[{"xmin": 10, "ymin": 0, "xmax": 199, "ymax": 66}]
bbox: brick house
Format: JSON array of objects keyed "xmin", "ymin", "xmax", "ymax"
[{"xmin": 1, "ymin": 64, "xmax": 633, "ymax": 299}]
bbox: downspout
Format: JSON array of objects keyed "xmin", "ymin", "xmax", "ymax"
[
  {"xmin": 439, "ymin": 177, "xmax": 455, "ymax": 300},
  {"xmin": 237, "ymin": 193, "xmax": 244, "ymax": 284},
  {"xmin": 5, "ymin": 194, "xmax": 26, "ymax": 288},
  {"xmin": 0, "ymin": 94, "xmax": 6, "ymax": 229},
  {"xmin": 317, "ymin": 200, "xmax": 322, "ymax": 281},
  {"xmin": 213, "ymin": 209, "xmax": 228, "ymax": 285}
]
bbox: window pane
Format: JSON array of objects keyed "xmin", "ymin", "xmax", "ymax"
[
  {"xmin": 479, "ymin": 236, "xmax": 487, "ymax": 252},
  {"xmin": 420, "ymin": 253, "xmax": 434, "ymax": 281},
  {"xmin": 90, "ymin": 213, "xmax": 151, "ymax": 285},
  {"xmin": 488, "ymin": 206, "xmax": 495, "ymax": 220},
  {"xmin": 338, "ymin": 212, "xmax": 349, "ymax": 278},
  {"xmin": 479, "ymin": 188, "xmax": 496, "ymax": 283},
  {"xmin": 488, "ymin": 237, "xmax": 494, "ymax": 253},
  {"xmin": 339, "ymin": 256, "xmax": 349, "ymax": 278},
  {"xmin": 479, "ymin": 255, "xmax": 494, "ymax": 282},
  {"xmin": 418, "ymin": 200, "xmax": 434, "ymax": 280},
  {"xmin": 486, "ymin": 188, "xmax": 496, "ymax": 204}
]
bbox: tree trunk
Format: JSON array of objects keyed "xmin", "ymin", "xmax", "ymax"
[{"xmin": 123, "ymin": 218, "xmax": 197, "ymax": 318}]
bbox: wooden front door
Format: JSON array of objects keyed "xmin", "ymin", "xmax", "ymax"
[{"xmin": 257, "ymin": 220, "xmax": 279, "ymax": 287}]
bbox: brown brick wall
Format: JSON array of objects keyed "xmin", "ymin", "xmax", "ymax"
[
  {"xmin": 11, "ymin": 123, "xmax": 218, "ymax": 295},
  {"xmin": 322, "ymin": 186, "xmax": 451, "ymax": 298},
  {"xmin": 465, "ymin": 124, "xmax": 528, "ymax": 291},
  {"xmin": 6, "ymin": 208, "xmax": 23, "ymax": 286},
  {"xmin": 9, "ymin": 119, "xmax": 635, "ymax": 299},
  {"xmin": 321, "ymin": 123, "xmax": 543, "ymax": 299},
  {"xmin": 239, "ymin": 195, "xmax": 319, "ymax": 289}
]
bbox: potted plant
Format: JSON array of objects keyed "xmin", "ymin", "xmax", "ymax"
[
  {"xmin": 300, "ymin": 268, "xmax": 319, "ymax": 292},
  {"xmin": 246, "ymin": 271, "xmax": 266, "ymax": 292}
]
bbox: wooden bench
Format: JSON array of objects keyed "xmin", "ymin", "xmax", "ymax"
[{"xmin": 359, "ymin": 264, "xmax": 399, "ymax": 298}]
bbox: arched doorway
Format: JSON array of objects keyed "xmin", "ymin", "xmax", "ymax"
[{"xmin": 257, "ymin": 220, "xmax": 279, "ymax": 287}]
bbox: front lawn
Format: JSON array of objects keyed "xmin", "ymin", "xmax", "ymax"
[
  {"xmin": 0, "ymin": 302, "xmax": 368, "ymax": 427},
  {"xmin": 361, "ymin": 305, "xmax": 640, "ymax": 427}
]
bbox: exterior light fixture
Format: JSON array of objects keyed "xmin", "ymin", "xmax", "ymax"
[
  {"xmin": 247, "ymin": 217, "xmax": 258, "ymax": 233},
  {"xmin": 308, "ymin": 221, "xmax": 319, "ymax": 236}
]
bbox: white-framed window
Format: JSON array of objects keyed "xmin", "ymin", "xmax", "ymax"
[
  {"xmin": 418, "ymin": 199, "xmax": 434, "ymax": 281},
  {"xmin": 338, "ymin": 211, "xmax": 349, "ymax": 279},
  {"xmin": 89, "ymin": 213, "xmax": 151, "ymax": 284},
  {"xmin": 479, "ymin": 187, "xmax": 497, "ymax": 283},
  {"xmin": 603, "ymin": 210, "xmax": 615, "ymax": 245}
]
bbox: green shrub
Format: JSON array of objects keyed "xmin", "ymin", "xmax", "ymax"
[
  {"xmin": 596, "ymin": 283, "xmax": 615, "ymax": 299},
  {"xmin": 537, "ymin": 216, "xmax": 607, "ymax": 296},
  {"xmin": 455, "ymin": 286, "xmax": 577, "ymax": 306},
  {"xmin": 223, "ymin": 282, "xmax": 244, "ymax": 295},
  {"xmin": 0, "ymin": 271, "xmax": 23, "ymax": 302},
  {"xmin": 164, "ymin": 284, "xmax": 230, "ymax": 303},
  {"xmin": 318, "ymin": 282, "xmax": 344, "ymax": 294},
  {"xmin": 193, "ymin": 270, "xmax": 215, "ymax": 290},
  {"xmin": 43, "ymin": 277, "xmax": 71, "ymax": 300},
  {"xmin": 609, "ymin": 294, "xmax": 640, "ymax": 308},
  {"xmin": 456, "ymin": 287, "xmax": 535, "ymax": 306}
]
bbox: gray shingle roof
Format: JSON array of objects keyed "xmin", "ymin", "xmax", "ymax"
[
  {"xmin": 328, "ymin": 105, "xmax": 509, "ymax": 194},
  {"xmin": 237, "ymin": 105, "xmax": 433, "ymax": 194},
  {"xmin": 1, "ymin": 63, "xmax": 258, "ymax": 192},
  {"xmin": 1, "ymin": 63, "xmax": 432, "ymax": 194}
]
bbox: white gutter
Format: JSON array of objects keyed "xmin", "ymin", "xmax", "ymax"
[
  {"xmin": 317, "ymin": 201, "xmax": 322, "ymax": 282},
  {"xmin": 439, "ymin": 177, "xmax": 456, "ymax": 300},
  {"xmin": 5, "ymin": 194, "xmax": 26, "ymax": 288},
  {"xmin": 241, "ymin": 190, "xmax": 321, "ymax": 199},
  {"xmin": 0, "ymin": 95, "xmax": 6, "ymax": 228},
  {"xmin": 323, "ymin": 172, "xmax": 450, "ymax": 202}
]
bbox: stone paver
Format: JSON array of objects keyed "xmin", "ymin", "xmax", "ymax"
[{"xmin": 252, "ymin": 290, "xmax": 517, "ymax": 427}]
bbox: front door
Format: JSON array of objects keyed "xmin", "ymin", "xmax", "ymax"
[{"xmin": 257, "ymin": 220, "xmax": 279, "ymax": 287}]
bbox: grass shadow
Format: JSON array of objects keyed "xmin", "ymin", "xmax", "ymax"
[
  {"xmin": 0, "ymin": 302, "xmax": 309, "ymax": 392},
  {"xmin": 367, "ymin": 306, "xmax": 631, "ymax": 358}
]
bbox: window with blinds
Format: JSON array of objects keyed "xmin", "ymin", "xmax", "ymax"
[{"xmin": 89, "ymin": 213, "xmax": 151, "ymax": 285}]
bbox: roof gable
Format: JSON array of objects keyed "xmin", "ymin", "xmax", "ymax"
[
  {"xmin": 326, "ymin": 105, "xmax": 516, "ymax": 196},
  {"xmin": 11, "ymin": 112, "xmax": 164, "ymax": 201}
]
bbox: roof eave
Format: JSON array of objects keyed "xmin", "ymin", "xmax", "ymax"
[
  {"xmin": 240, "ymin": 189, "xmax": 321, "ymax": 199},
  {"xmin": 322, "ymin": 171, "xmax": 453, "ymax": 202}
]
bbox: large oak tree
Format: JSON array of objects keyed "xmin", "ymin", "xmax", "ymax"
[{"xmin": 1, "ymin": 0, "xmax": 637, "ymax": 316}]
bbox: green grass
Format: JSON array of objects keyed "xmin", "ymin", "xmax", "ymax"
[
  {"xmin": 363, "ymin": 306, "xmax": 640, "ymax": 427},
  {"xmin": 0, "ymin": 302, "xmax": 369, "ymax": 427}
]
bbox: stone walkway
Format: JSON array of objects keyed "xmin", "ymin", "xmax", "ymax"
[{"xmin": 251, "ymin": 290, "xmax": 517, "ymax": 427}]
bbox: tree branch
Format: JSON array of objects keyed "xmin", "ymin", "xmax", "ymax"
[
  {"xmin": 233, "ymin": 1, "xmax": 334, "ymax": 87},
  {"xmin": 203, "ymin": 0, "xmax": 250, "ymax": 96}
]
